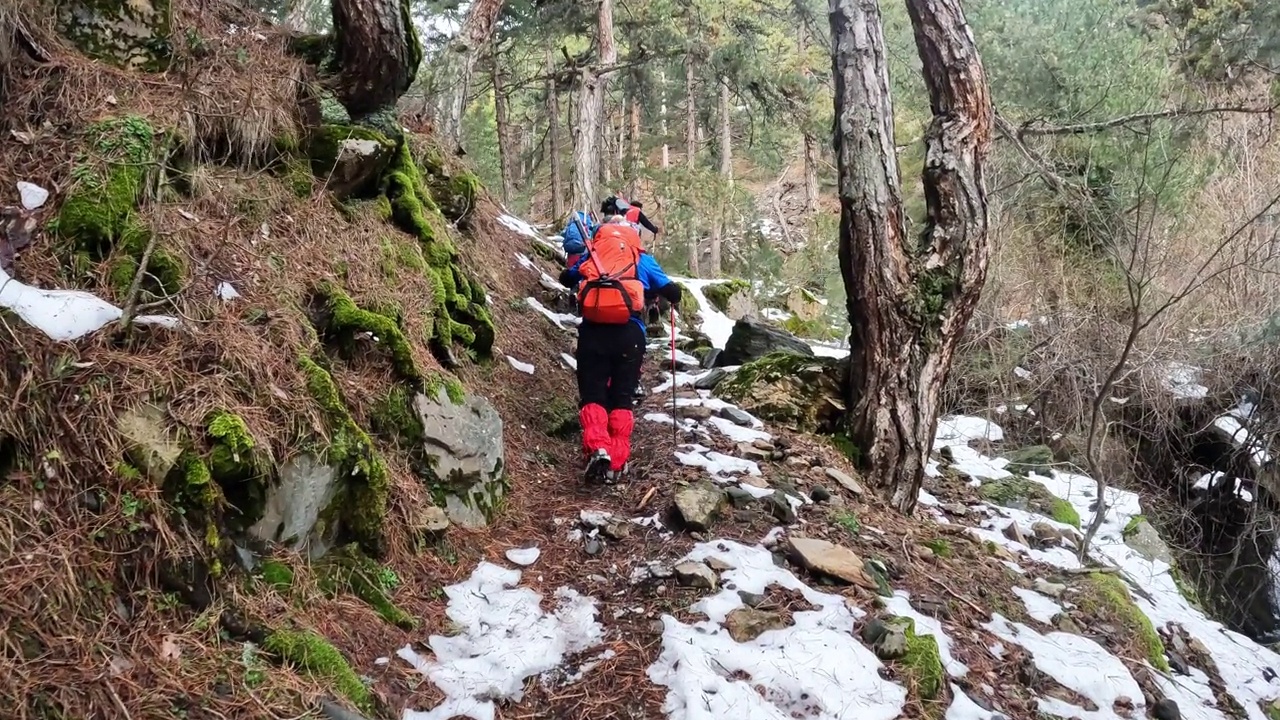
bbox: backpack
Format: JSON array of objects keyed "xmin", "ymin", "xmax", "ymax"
[
  {"xmin": 578, "ymin": 224, "xmax": 645, "ymax": 325},
  {"xmin": 562, "ymin": 211, "xmax": 596, "ymax": 255}
]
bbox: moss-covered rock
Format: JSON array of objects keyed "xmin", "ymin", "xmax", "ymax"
[
  {"xmin": 893, "ymin": 617, "xmax": 944, "ymax": 701},
  {"xmin": 299, "ymin": 356, "xmax": 389, "ymax": 554},
  {"xmin": 263, "ymin": 628, "xmax": 372, "ymax": 713},
  {"xmin": 1002, "ymin": 445, "xmax": 1056, "ymax": 476},
  {"xmin": 977, "ymin": 476, "xmax": 1080, "ymax": 528},
  {"xmin": 258, "ymin": 558, "xmax": 295, "ymax": 592},
  {"xmin": 319, "ymin": 544, "xmax": 417, "ymax": 630},
  {"xmin": 702, "ymin": 279, "xmax": 752, "ymax": 314},
  {"xmin": 1081, "ymin": 572, "xmax": 1169, "ymax": 671},
  {"xmin": 205, "ymin": 410, "xmax": 270, "ymax": 531},
  {"xmin": 57, "ymin": 116, "xmax": 157, "ymax": 258},
  {"xmin": 312, "ymin": 282, "xmax": 421, "ymax": 384},
  {"xmin": 58, "ymin": 0, "xmax": 173, "ymax": 71},
  {"xmin": 717, "ymin": 353, "xmax": 845, "ymax": 433},
  {"xmin": 308, "ymin": 125, "xmax": 397, "ymax": 198}
]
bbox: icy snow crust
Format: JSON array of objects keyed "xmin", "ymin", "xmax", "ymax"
[{"xmin": 393, "ymin": 215, "xmax": 1280, "ymax": 720}]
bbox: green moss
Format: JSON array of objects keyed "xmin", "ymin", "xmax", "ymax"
[
  {"xmin": 57, "ymin": 1, "xmax": 173, "ymax": 71},
  {"xmin": 315, "ymin": 282, "xmax": 420, "ymax": 384},
  {"xmin": 717, "ymin": 352, "xmax": 820, "ymax": 402},
  {"xmin": 887, "ymin": 617, "xmax": 945, "ymax": 700},
  {"xmin": 1122, "ymin": 514, "xmax": 1146, "ymax": 539},
  {"xmin": 164, "ymin": 452, "xmax": 223, "ymax": 561},
  {"xmin": 923, "ymin": 538, "xmax": 952, "ymax": 558},
  {"xmin": 263, "ymin": 629, "xmax": 372, "ymax": 712},
  {"xmin": 1084, "ymin": 572, "xmax": 1169, "ymax": 671},
  {"xmin": 1049, "ymin": 497, "xmax": 1082, "ymax": 529},
  {"xmin": 320, "ymin": 544, "xmax": 418, "ymax": 630},
  {"xmin": 259, "ymin": 559, "xmax": 294, "ymax": 592},
  {"xmin": 538, "ymin": 397, "xmax": 580, "ymax": 439},
  {"xmin": 108, "ymin": 220, "xmax": 185, "ymax": 300},
  {"xmin": 702, "ymin": 278, "xmax": 751, "ymax": 313},
  {"xmin": 423, "ymin": 372, "xmax": 466, "ymax": 405},
  {"xmin": 308, "ymin": 124, "xmax": 394, "ymax": 177},
  {"xmin": 1002, "ymin": 445, "xmax": 1056, "ymax": 476},
  {"xmin": 370, "ymin": 385, "xmax": 423, "ymax": 444},
  {"xmin": 284, "ymin": 161, "xmax": 315, "ymax": 198},
  {"xmin": 673, "ymin": 282, "xmax": 701, "ymax": 320},
  {"xmin": 58, "ymin": 116, "xmax": 156, "ymax": 258},
  {"xmin": 298, "ymin": 356, "xmax": 390, "ymax": 553},
  {"xmin": 204, "ymin": 410, "xmax": 268, "ymax": 529}
]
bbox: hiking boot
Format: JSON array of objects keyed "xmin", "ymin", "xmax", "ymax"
[
  {"xmin": 584, "ymin": 449, "xmax": 612, "ymax": 485},
  {"xmin": 605, "ymin": 462, "xmax": 631, "ymax": 484}
]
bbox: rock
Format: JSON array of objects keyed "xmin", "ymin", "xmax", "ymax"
[
  {"xmin": 417, "ymin": 505, "xmax": 451, "ymax": 534},
  {"xmin": 824, "ymin": 467, "xmax": 864, "ymax": 496},
  {"xmin": 810, "ymin": 486, "xmax": 832, "ymax": 503},
  {"xmin": 505, "ymin": 547, "xmax": 541, "ymax": 566},
  {"xmin": 941, "ymin": 503, "xmax": 970, "ymax": 517},
  {"xmin": 724, "ymin": 607, "xmax": 787, "ymax": 642},
  {"xmin": 674, "ymin": 483, "xmax": 726, "ymax": 531},
  {"xmin": 58, "ymin": 0, "xmax": 174, "ymax": 70},
  {"xmin": 1123, "ymin": 518, "xmax": 1174, "ymax": 565},
  {"xmin": 1002, "ymin": 445, "xmax": 1055, "ymax": 475},
  {"xmin": 1003, "ymin": 522, "xmax": 1028, "ymax": 546},
  {"xmin": 785, "ymin": 287, "xmax": 825, "ymax": 321},
  {"xmin": 785, "ymin": 456, "xmax": 809, "ymax": 468},
  {"xmin": 702, "ymin": 348, "xmax": 722, "ymax": 369},
  {"xmin": 1033, "ymin": 578, "xmax": 1067, "ymax": 598},
  {"xmin": 694, "ymin": 368, "xmax": 730, "ymax": 390},
  {"xmin": 674, "ymin": 561, "xmax": 718, "ymax": 589},
  {"xmin": 726, "ymin": 486, "xmax": 757, "ymax": 507},
  {"xmin": 706, "ymin": 556, "xmax": 735, "ymax": 571},
  {"xmin": 786, "ymin": 536, "xmax": 878, "ymax": 589},
  {"xmin": 860, "ymin": 618, "xmax": 908, "ymax": 660},
  {"xmin": 249, "ymin": 454, "xmax": 342, "ymax": 559},
  {"xmin": 308, "ymin": 126, "xmax": 398, "ymax": 198},
  {"xmin": 680, "ymin": 406, "xmax": 714, "ymax": 421},
  {"xmin": 715, "ymin": 317, "xmax": 815, "ymax": 367},
  {"xmin": 738, "ymin": 443, "xmax": 773, "ymax": 462},
  {"xmin": 766, "ymin": 491, "xmax": 797, "ymax": 524},
  {"xmin": 752, "ymin": 439, "xmax": 776, "ymax": 451},
  {"xmin": 1152, "ymin": 698, "xmax": 1180, "ymax": 720},
  {"xmin": 601, "ymin": 521, "xmax": 631, "ymax": 540},
  {"xmin": 1052, "ymin": 613, "xmax": 1082, "ymax": 634},
  {"xmin": 738, "ymin": 590, "xmax": 765, "ymax": 607},
  {"xmin": 415, "ymin": 388, "xmax": 505, "ymax": 529},
  {"xmin": 584, "ymin": 538, "xmax": 603, "ymax": 555},
  {"xmin": 716, "ymin": 352, "xmax": 845, "ymax": 433},
  {"xmin": 117, "ymin": 404, "xmax": 184, "ymax": 483},
  {"xmin": 1031, "ymin": 521, "xmax": 1065, "ymax": 545},
  {"xmin": 718, "ymin": 406, "xmax": 755, "ymax": 427}
]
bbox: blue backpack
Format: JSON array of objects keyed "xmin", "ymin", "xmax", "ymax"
[{"xmin": 562, "ymin": 211, "xmax": 597, "ymax": 255}]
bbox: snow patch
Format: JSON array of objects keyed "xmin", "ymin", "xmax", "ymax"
[
  {"xmin": 506, "ymin": 355, "xmax": 536, "ymax": 375},
  {"xmin": 0, "ymin": 267, "xmax": 180, "ymax": 342}
]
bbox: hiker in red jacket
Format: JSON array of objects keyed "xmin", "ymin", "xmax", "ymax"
[{"xmin": 559, "ymin": 217, "xmax": 683, "ymax": 484}]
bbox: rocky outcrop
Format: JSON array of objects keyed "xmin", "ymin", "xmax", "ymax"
[
  {"xmin": 714, "ymin": 317, "xmax": 814, "ymax": 367},
  {"xmin": 414, "ymin": 387, "xmax": 506, "ymax": 528},
  {"xmin": 308, "ymin": 126, "xmax": 398, "ymax": 199},
  {"xmin": 716, "ymin": 353, "xmax": 845, "ymax": 433},
  {"xmin": 58, "ymin": 0, "xmax": 173, "ymax": 71},
  {"xmin": 249, "ymin": 455, "xmax": 342, "ymax": 559}
]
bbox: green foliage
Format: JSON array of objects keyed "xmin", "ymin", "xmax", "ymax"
[
  {"xmin": 263, "ymin": 629, "xmax": 372, "ymax": 712},
  {"xmin": 58, "ymin": 116, "xmax": 156, "ymax": 258},
  {"xmin": 1082, "ymin": 572, "xmax": 1170, "ymax": 671}
]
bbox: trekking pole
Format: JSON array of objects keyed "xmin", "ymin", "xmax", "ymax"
[{"xmin": 670, "ymin": 306, "xmax": 678, "ymax": 446}]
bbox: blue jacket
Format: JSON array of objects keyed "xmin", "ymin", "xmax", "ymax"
[{"xmin": 560, "ymin": 251, "xmax": 680, "ymax": 334}]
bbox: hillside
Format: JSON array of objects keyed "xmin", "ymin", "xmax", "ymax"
[{"xmin": 5, "ymin": 1, "xmax": 1280, "ymax": 720}]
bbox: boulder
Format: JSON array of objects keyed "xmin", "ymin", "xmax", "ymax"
[
  {"xmin": 785, "ymin": 287, "xmax": 825, "ymax": 321},
  {"xmin": 694, "ymin": 368, "xmax": 729, "ymax": 390},
  {"xmin": 715, "ymin": 317, "xmax": 814, "ymax": 367},
  {"xmin": 58, "ymin": 0, "xmax": 173, "ymax": 71},
  {"xmin": 249, "ymin": 454, "xmax": 342, "ymax": 559},
  {"xmin": 674, "ymin": 561, "xmax": 718, "ymax": 589},
  {"xmin": 674, "ymin": 483, "xmax": 725, "ymax": 531},
  {"xmin": 1123, "ymin": 517, "xmax": 1174, "ymax": 565},
  {"xmin": 725, "ymin": 607, "xmax": 787, "ymax": 642},
  {"xmin": 702, "ymin": 279, "xmax": 754, "ymax": 318},
  {"xmin": 308, "ymin": 126, "xmax": 398, "ymax": 199},
  {"xmin": 414, "ymin": 388, "xmax": 505, "ymax": 529},
  {"xmin": 786, "ymin": 536, "xmax": 878, "ymax": 589},
  {"xmin": 717, "ymin": 352, "xmax": 845, "ymax": 433},
  {"xmin": 717, "ymin": 406, "xmax": 755, "ymax": 427},
  {"xmin": 824, "ymin": 467, "xmax": 864, "ymax": 496},
  {"xmin": 1002, "ymin": 445, "xmax": 1055, "ymax": 476}
]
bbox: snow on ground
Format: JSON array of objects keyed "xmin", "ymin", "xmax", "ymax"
[
  {"xmin": 526, "ymin": 296, "xmax": 579, "ymax": 330},
  {"xmin": 398, "ymin": 562, "xmax": 604, "ymax": 720},
  {"xmin": 0, "ymin": 266, "xmax": 181, "ymax": 341},
  {"xmin": 668, "ymin": 276, "xmax": 737, "ymax": 349},
  {"xmin": 647, "ymin": 540, "xmax": 907, "ymax": 720},
  {"xmin": 505, "ymin": 354, "xmax": 535, "ymax": 374},
  {"xmin": 1011, "ymin": 586, "xmax": 1062, "ymax": 624}
]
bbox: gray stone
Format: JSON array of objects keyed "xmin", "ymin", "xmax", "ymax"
[
  {"xmin": 418, "ymin": 506, "xmax": 451, "ymax": 533},
  {"xmin": 674, "ymin": 561, "xmax": 718, "ymax": 589},
  {"xmin": 766, "ymin": 491, "xmax": 797, "ymax": 524},
  {"xmin": 58, "ymin": 0, "xmax": 173, "ymax": 71},
  {"xmin": 1033, "ymin": 578, "xmax": 1066, "ymax": 598},
  {"xmin": 810, "ymin": 486, "xmax": 832, "ymax": 503},
  {"xmin": 680, "ymin": 405, "xmax": 714, "ymax": 421},
  {"xmin": 724, "ymin": 607, "xmax": 787, "ymax": 642},
  {"xmin": 725, "ymin": 486, "xmax": 757, "ymax": 507},
  {"xmin": 738, "ymin": 443, "xmax": 773, "ymax": 462},
  {"xmin": 824, "ymin": 467, "xmax": 864, "ymax": 496},
  {"xmin": 860, "ymin": 618, "xmax": 908, "ymax": 660},
  {"xmin": 715, "ymin": 317, "xmax": 815, "ymax": 367},
  {"xmin": 674, "ymin": 483, "xmax": 726, "ymax": 531},
  {"xmin": 1123, "ymin": 518, "xmax": 1174, "ymax": 565},
  {"xmin": 706, "ymin": 556, "xmax": 735, "ymax": 571},
  {"xmin": 249, "ymin": 454, "xmax": 341, "ymax": 559},
  {"xmin": 786, "ymin": 536, "xmax": 878, "ymax": 589},
  {"xmin": 415, "ymin": 388, "xmax": 505, "ymax": 529},
  {"xmin": 117, "ymin": 404, "xmax": 183, "ymax": 483},
  {"xmin": 695, "ymin": 368, "xmax": 730, "ymax": 390},
  {"xmin": 718, "ymin": 406, "xmax": 756, "ymax": 427},
  {"xmin": 1152, "ymin": 698, "xmax": 1180, "ymax": 720}
]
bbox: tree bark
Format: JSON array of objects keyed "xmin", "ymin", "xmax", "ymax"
[
  {"xmin": 708, "ymin": 77, "xmax": 732, "ymax": 276},
  {"xmin": 797, "ymin": 17, "xmax": 818, "ymax": 215},
  {"xmin": 329, "ymin": 0, "xmax": 420, "ymax": 118},
  {"xmin": 572, "ymin": 0, "xmax": 617, "ymax": 211},
  {"xmin": 491, "ymin": 39, "xmax": 516, "ymax": 204},
  {"xmin": 659, "ymin": 69, "xmax": 670, "ymax": 169},
  {"xmin": 546, "ymin": 50, "xmax": 564, "ymax": 219},
  {"xmin": 685, "ymin": 53, "xmax": 697, "ymax": 168},
  {"xmin": 830, "ymin": 0, "xmax": 993, "ymax": 514}
]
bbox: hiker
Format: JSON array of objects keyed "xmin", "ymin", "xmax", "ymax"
[
  {"xmin": 602, "ymin": 195, "xmax": 660, "ymax": 239},
  {"xmin": 559, "ymin": 216, "xmax": 683, "ymax": 484},
  {"xmin": 561, "ymin": 210, "xmax": 597, "ymax": 272}
]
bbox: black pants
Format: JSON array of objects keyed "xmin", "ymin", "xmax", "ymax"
[{"xmin": 577, "ymin": 320, "xmax": 646, "ymax": 411}]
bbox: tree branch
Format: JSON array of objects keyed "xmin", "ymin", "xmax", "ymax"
[{"xmin": 1013, "ymin": 104, "xmax": 1277, "ymax": 137}]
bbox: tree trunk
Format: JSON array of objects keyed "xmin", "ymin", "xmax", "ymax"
[
  {"xmin": 439, "ymin": 0, "xmax": 506, "ymax": 151},
  {"xmin": 685, "ymin": 53, "xmax": 697, "ymax": 168},
  {"xmin": 830, "ymin": 0, "xmax": 993, "ymax": 513},
  {"xmin": 572, "ymin": 0, "xmax": 617, "ymax": 212},
  {"xmin": 708, "ymin": 77, "xmax": 732, "ymax": 276},
  {"xmin": 329, "ymin": 0, "xmax": 420, "ymax": 118},
  {"xmin": 546, "ymin": 50, "xmax": 564, "ymax": 219},
  {"xmin": 797, "ymin": 16, "xmax": 818, "ymax": 215},
  {"xmin": 628, "ymin": 94, "xmax": 641, "ymax": 195},
  {"xmin": 491, "ymin": 39, "xmax": 516, "ymax": 204},
  {"xmin": 659, "ymin": 69, "xmax": 670, "ymax": 169}
]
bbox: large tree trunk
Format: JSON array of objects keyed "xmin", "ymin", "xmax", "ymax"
[
  {"xmin": 330, "ymin": 0, "xmax": 420, "ymax": 118},
  {"xmin": 797, "ymin": 18, "xmax": 818, "ymax": 215},
  {"xmin": 546, "ymin": 50, "xmax": 565, "ymax": 219},
  {"xmin": 572, "ymin": 0, "xmax": 617, "ymax": 211},
  {"xmin": 439, "ymin": 0, "xmax": 506, "ymax": 151},
  {"xmin": 628, "ymin": 94, "xmax": 641, "ymax": 195},
  {"xmin": 708, "ymin": 77, "xmax": 732, "ymax": 276},
  {"xmin": 830, "ymin": 0, "xmax": 993, "ymax": 513},
  {"xmin": 659, "ymin": 69, "xmax": 670, "ymax": 169},
  {"xmin": 685, "ymin": 53, "xmax": 697, "ymax": 168},
  {"xmin": 491, "ymin": 39, "xmax": 516, "ymax": 204}
]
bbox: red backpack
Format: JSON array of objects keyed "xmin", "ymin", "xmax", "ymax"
[{"xmin": 578, "ymin": 224, "xmax": 645, "ymax": 324}]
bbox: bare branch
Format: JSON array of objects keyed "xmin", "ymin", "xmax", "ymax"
[{"xmin": 1012, "ymin": 104, "xmax": 1277, "ymax": 137}]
